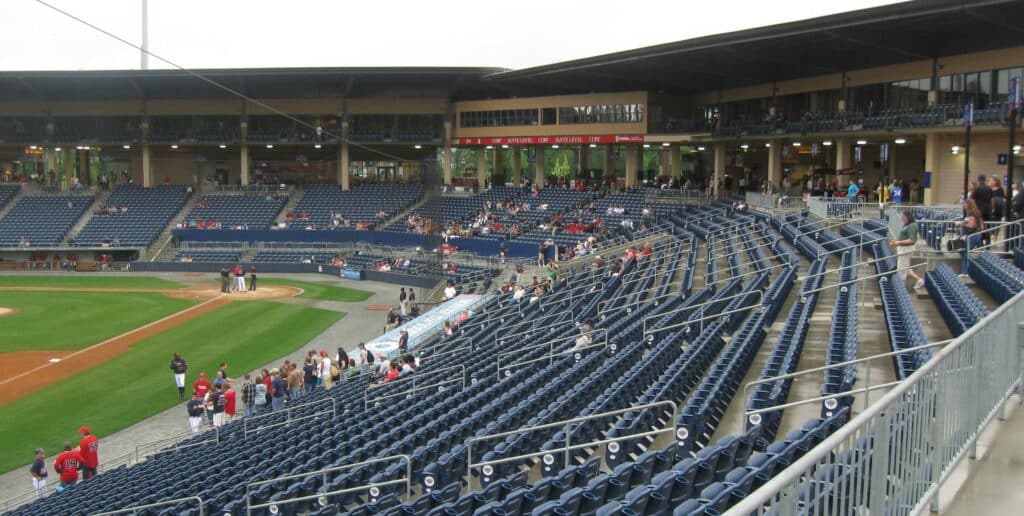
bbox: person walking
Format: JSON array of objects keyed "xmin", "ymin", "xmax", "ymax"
[
  {"xmin": 77, "ymin": 427, "xmax": 98, "ymax": 481},
  {"xmin": 29, "ymin": 448, "xmax": 48, "ymax": 498},
  {"xmin": 186, "ymin": 391, "xmax": 205, "ymax": 433},
  {"xmin": 169, "ymin": 352, "xmax": 188, "ymax": 400},
  {"xmin": 248, "ymin": 266, "xmax": 257, "ymax": 291},
  {"xmin": 890, "ymin": 211, "xmax": 925, "ymax": 290},
  {"xmin": 52, "ymin": 443, "xmax": 83, "ymax": 492}
]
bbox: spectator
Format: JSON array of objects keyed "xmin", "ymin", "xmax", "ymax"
[
  {"xmin": 77, "ymin": 427, "xmax": 98, "ymax": 481},
  {"xmin": 572, "ymin": 327, "xmax": 593, "ymax": 352},
  {"xmin": 169, "ymin": 352, "xmax": 188, "ymax": 400},
  {"xmin": 399, "ymin": 288, "xmax": 407, "ymax": 314},
  {"xmin": 30, "ymin": 448, "xmax": 47, "ymax": 498},
  {"xmin": 260, "ymin": 369, "xmax": 273, "ymax": 406},
  {"xmin": 270, "ymin": 369, "xmax": 287, "ymax": 410},
  {"xmin": 302, "ymin": 358, "xmax": 317, "ymax": 395},
  {"xmin": 399, "ymin": 354, "xmax": 417, "ymax": 377},
  {"xmin": 210, "ymin": 383, "xmax": 227, "ymax": 428},
  {"xmin": 383, "ymin": 361, "xmax": 400, "ymax": 383},
  {"xmin": 443, "ymin": 282, "xmax": 457, "ymax": 300},
  {"xmin": 889, "ymin": 211, "xmax": 925, "ymax": 291},
  {"xmin": 319, "ymin": 351, "xmax": 334, "ymax": 389},
  {"xmin": 240, "ymin": 374, "xmax": 256, "ymax": 418},
  {"xmin": 186, "ymin": 391, "xmax": 205, "ymax": 432},
  {"xmin": 253, "ymin": 376, "xmax": 268, "ymax": 414},
  {"xmin": 192, "ymin": 372, "xmax": 212, "ymax": 403},
  {"xmin": 346, "ymin": 358, "xmax": 360, "ymax": 378},
  {"xmin": 357, "ymin": 342, "xmax": 374, "ymax": 370},
  {"xmin": 213, "ymin": 370, "xmax": 226, "ymax": 389},
  {"xmin": 288, "ymin": 363, "xmax": 303, "ymax": 399},
  {"xmin": 223, "ymin": 382, "xmax": 237, "ymax": 423},
  {"xmin": 398, "ymin": 330, "xmax": 409, "ymax": 353},
  {"xmin": 847, "ymin": 179, "xmax": 859, "ymax": 202},
  {"xmin": 52, "ymin": 443, "xmax": 83, "ymax": 492}
]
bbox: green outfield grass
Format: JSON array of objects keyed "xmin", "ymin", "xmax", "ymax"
[
  {"xmin": 0, "ymin": 301, "xmax": 344, "ymax": 472},
  {"xmin": 0, "ymin": 291, "xmax": 197, "ymax": 353},
  {"xmin": 0, "ymin": 275, "xmax": 184, "ymax": 289},
  {"xmin": 260, "ymin": 278, "xmax": 374, "ymax": 302}
]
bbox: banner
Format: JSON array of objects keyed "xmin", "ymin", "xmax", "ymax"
[
  {"xmin": 964, "ymin": 102, "xmax": 974, "ymax": 128},
  {"xmin": 854, "ymin": 146, "xmax": 862, "ymax": 163},
  {"xmin": 1010, "ymin": 76, "xmax": 1022, "ymax": 112},
  {"xmin": 453, "ymin": 135, "xmax": 643, "ymax": 146}
]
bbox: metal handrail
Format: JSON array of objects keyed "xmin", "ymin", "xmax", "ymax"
[
  {"xmin": 642, "ymin": 300, "xmax": 764, "ymax": 340},
  {"xmin": 641, "ymin": 289, "xmax": 763, "ymax": 338},
  {"xmin": 597, "ymin": 284, "xmax": 687, "ymax": 315},
  {"xmin": 741, "ymin": 338, "xmax": 955, "ymax": 428},
  {"xmin": 799, "ymin": 262, "xmax": 927, "ymax": 297},
  {"xmin": 365, "ymin": 364, "xmax": 466, "ymax": 393},
  {"xmin": 701, "ymin": 258, "xmax": 792, "ymax": 289},
  {"xmin": 135, "ymin": 426, "xmax": 220, "ymax": 459},
  {"xmin": 243, "ymin": 397, "xmax": 336, "ymax": 437},
  {"xmin": 466, "ymin": 400, "xmax": 678, "ymax": 478},
  {"xmin": 365, "ymin": 376, "xmax": 466, "ymax": 409},
  {"xmin": 793, "ymin": 216, "xmax": 872, "ymax": 239},
  {"xmin": 726, "ymin": 289, "xmax": 1024, "ymax": 515},
  {"xmin": 92, "ymin": 495, "xmax": 204, "ymax": 516},
  {"xmin": 245, "ymin": 454, "xmax": 411, "ymax": 515},
  {"xmin": 798, "ymin": 251, "xmax": 894, "ymax": 283},
  {"xmin": 496, "ymin": 330, "xmax": 611, "ymax": 379}
]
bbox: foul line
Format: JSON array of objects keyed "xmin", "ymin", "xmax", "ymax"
[{"xmin": 0, "ymin": 294, "xmax": 228, "ymax": 388}]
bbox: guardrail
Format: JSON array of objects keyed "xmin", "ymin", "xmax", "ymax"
[
  {"xmin": 364, "ymin": 372, "xmax": 466, "ymax": 409},
  {"xmin": 242, "ymin": 397, "xmax": 335, "ymax": 438},
  {"xmin": 245, "ymin": 455, "xmax": 411, "ymax": 516},
  {"xmin": 726, "ymin": 289, "xmax": 1024, "ymax": 515},
  {"xmin": 495, "ymin": 330, "xmax": 612, "ymax": 380},
  {"xmin": 641, "ymin": 289, "xmax": 763, "ymax": 339},
  {"xmin": 92, "ymin": 495, "xmax": 205, "ymax": 516},
  {"xmin": 466, "ymin": 400, "xmax": 678, "ymax": 483}
]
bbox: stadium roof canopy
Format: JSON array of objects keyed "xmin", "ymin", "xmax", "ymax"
[
  {"xmin": 486, "ymin": 0, "xmax": 1024, "ymax": 95},
  {"xmin": 0, "ymin": 0, "xmax": 1022, "ymax": 102}
]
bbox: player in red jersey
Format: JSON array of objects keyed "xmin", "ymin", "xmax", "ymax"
[
  {"xmin": 52, "ymin": 442, "xmax": 83, "ymax": 491},
  {"xmin": 77, "ymin": 426, "xmax": 98, "ymax": 480}
]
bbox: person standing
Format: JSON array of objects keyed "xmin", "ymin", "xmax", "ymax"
[
  {"xmin": 223, "ymin": 382, "xmax": 237, "ymax": 424},
  {"xmin": 270, "ymin": 368, "xmax": 286, "ymax": 411},
  {"xmin": 186, "ymin": 391, "xmax": 205, "ymax": 432},
  {"xmin": 408, "ymin": 289, "xmax": 416, "ymax": 313},
  {"xmin": 193, "ymin": 371, "xmax": 212, "ymax": 402},
  {"xmin": 211, "ymin": 384, "xmax": 227, "ymax": 428},
  {"xmin": 248, "ymin": 266, "xmax": 258, "ymax": 291},
  {"xmin": 169, "ymin": 352, "xmax": 188, "ymax": 400},
  {"xmin": 240, "ymin": 374, "xmax": 256, "ymax": 418},
  {"xmin": 302, "ymin": 358, "xmax": 317, "ymax": 395},
  {"xmin": 319, "ymin": 351, "xmax": 334, "ymax": 390},
  {"xmin": 398, "ymin": 330, "xmax": 409, "ymax": 354},
  {"xmin": 77, "ymin": 427, "xmax": 98, "ymax": 480},
  {"xmin": 973, "ymin": 174, "xmax": 993, "ymax": 246},
  {"xmin": 219, "ymin": 267, "xmax": 230, "ymax": 293},
  {"xmin": 52, "ymin": 443, "xmax": 83, "ymax": 492},
  {"xmin": 233, "ymin": 263, "xmax": 246, "ymax": 293},
  {"xmin": 287, "ymin": 363, "xmax": 303, "ymax": 400},
  {"xmin": 399, "ymin": 288, "xmax": 408, "ymax": 315},
  {"xmin": 29, "ymin": 448, "xmax": 47, "ymax": 498}
]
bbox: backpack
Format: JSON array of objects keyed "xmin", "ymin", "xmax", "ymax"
[{"xmin": 254, "ymin": 383, "xmax": 267, "ymax": 405}]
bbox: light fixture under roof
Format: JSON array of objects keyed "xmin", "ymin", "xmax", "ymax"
[
  {"xmin": 501, "ymin": 144, "xmax": 509, "ymax": 149},
  {"xmin": 219, "ymin": 144, "xmax": 228, "ymax": 149},
  {"xmin": 740, "ymin": 144, "xmax": 749, "ymax": 150},
  {"xmin": 951, "ymin": 145, "xmax": 961, "ymax": 155},
  {"xmin": 792, "ymin": 142, "xmax": 801, "ymax": 147},
  {"xmin": 551, "ymin": 144, "xmax": 559, "ymax": 149},
  {"xmin": 171, "ymin": 144, "xmax": 179, "ymax": 149},
  {"xmin": 414, "ymin": 144, "xmax": 422, "ymax": 149},
  {"xmin": 54, "ymin": 147, "xmax": 62, "ymax": 152},
  {"xmin": 642, "ymin": 143, "xmax": 651, "ymax": 148},
  {"xmin": 266, "ymin": 144, "xmax": 274, "ymax": 149},
  {"xmin": 894, "ymin": 138, "xmax": 907, "ymax": 144},
  {"xmin": 696, "ymin": 146, "xmax": 706, "ymax": 151},
  {"xmin": 662, "ymin": 142, "xmax": 671, "ymax": 147},
  {"xmin": 313, "ymin": 144, "xmax": 321, "ymax": 149},
  {"xmin": 485, "ymin": 145, "xmax": 493, "ymax": 150},
  {"xmin": 822, "ymin": 140, "xmax": 833, "ymax": 146},
  {"xmin": 588, "ymin": 143, "xmax": 597, "ymax": 148},
  {"xmin": 123, "ymin": 144, "xmax": 131, "ymax": 150},
  {"xmin": 764, "ymin": 143, "xmax": 771, "ymax": 148},
  {"xmin": 856, "ymin": 139, "xmax": 867, "ymax": 145},
  {"xmin": 29, "ymin": 145, "xmax": 37, "ymax": 150}
]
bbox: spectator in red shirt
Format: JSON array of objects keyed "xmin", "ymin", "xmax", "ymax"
[
  {"xmin": 52, "ymin": 443, "xmax": 84, "ymax": 491},
  {"xmin": 77, "ymin": 427, "xmax": 98, "ymax": 480},
  {"xmin": 223, "ymin": 383, "xmax": 237, "ymax": 423},
  {"xmin": 261, "ymin": 369, "xmax": 273, "ymax": 406},
  {"xmin": 193, "ymin": 372, "xmax": 212, "ymax": 400}
]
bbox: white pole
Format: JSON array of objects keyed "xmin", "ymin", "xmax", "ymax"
[{"xmin": 140, "ymin": 0, "xmax": 149, "ymax": 69}]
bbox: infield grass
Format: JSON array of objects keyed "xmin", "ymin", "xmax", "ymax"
[
  {"xmin": 0, "ymin": 301, "xmax": 343, "ymax": 472},
  {"xmin": 0, "ymin": 291, "xmax": 197, "ymax": 353}
]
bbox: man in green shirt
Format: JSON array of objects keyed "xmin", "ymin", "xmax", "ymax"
[{"xmin": 889, "ymin": 211, "xmax": 924, "ymax": 290}]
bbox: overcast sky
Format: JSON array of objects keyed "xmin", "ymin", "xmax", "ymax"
[{"xmin": 1, "ymin": 0, "xmax": 902, "ymax": 72}]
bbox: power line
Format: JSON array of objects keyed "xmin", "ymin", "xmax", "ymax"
[{"xmin": 33, "ymin": 0, "xmax": 417, "ymax": 163}]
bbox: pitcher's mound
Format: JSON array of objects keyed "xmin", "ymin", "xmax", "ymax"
[
  {"xmin": 0, "ymin": 307, "xmax": 14, "ymax": 317},
  {"xmin": 165, "ymin": 284, "xmax": 303, "ymax": 301}
]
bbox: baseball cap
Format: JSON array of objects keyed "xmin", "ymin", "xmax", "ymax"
[
  {"xmin": 78, "ymin": 426, "xmax": 90, "ymax": 434},
  {"xmin": 34, "ymin": 448, "xmax": 44, "ymax": 455}
]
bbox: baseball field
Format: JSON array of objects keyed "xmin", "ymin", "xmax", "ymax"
[{"xmin": 0, "ymin": 274, "xmax": 372, "ymax": 473}]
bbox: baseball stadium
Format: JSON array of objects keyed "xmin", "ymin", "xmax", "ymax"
[{"xmin": 1, "ymin": 0, "xmax": 1023, "ymax": 514}]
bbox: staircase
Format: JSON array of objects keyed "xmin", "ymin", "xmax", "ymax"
[
  {"xmin": 380, "ymin": 196, "xmax": 428, "ymax": 230},
  {"xmin": 62, "ymin": 190, "xmax": 111, "ymax": 244},
  {"xmin": 0, "ymin": 185, "xmax": 27, "ymax": 220},
  {"xmin": 145, "ymin": 189, "xmax": 199, "ymax": 261},
  {"xmin": 273, "ymin": 189, "xmax": 304, "ymax": 225}
]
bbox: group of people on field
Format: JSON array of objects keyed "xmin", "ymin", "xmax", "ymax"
[{"xmin": 219, "ymin": 264, "xmax": 256, "ymax": 293}]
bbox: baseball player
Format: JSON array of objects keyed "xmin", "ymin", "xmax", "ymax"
[
  {"xmin": 29, "ymin": 448, "xmax": 47, "ymax": 497},
  {"xmin": 169, "ymin": 352, "xmax": 188, "ymax": 400},
  {"xmin": 52, "ymin": 443, "xmax": 83, "ymax": 492}
]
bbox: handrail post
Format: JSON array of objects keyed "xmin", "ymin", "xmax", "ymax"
[{"xmin": 868, "ymin": 410, "xmax": 891, "ymax": 514}]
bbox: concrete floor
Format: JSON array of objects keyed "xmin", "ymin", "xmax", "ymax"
[
  {"xmin": 942, "ymin": 399, "xmax": 1024, "ymax": 515},
  {"xmin": 0, "ymin": 271, "xmax": 401, "ymax": 502}
]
